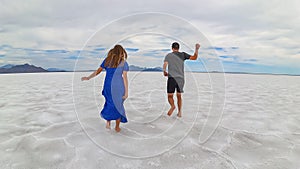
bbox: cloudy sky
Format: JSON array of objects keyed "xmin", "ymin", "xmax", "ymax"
[{"xmin": 0, "ymin": 0, "xmax": 299, "ymax": 74}]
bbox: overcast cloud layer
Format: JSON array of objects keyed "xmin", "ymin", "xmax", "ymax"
[{"xmin": 0, "ymin": 0, "xmax": 299, "ymax": 74}]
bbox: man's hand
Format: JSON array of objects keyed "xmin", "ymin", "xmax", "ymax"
[
  {"xmin": 195, "ymin": 43, "xmax": 200, "ymax": 50},
  {"xmin": 163, "ymin": 71, "xmax": 168, "ymax": 77}
]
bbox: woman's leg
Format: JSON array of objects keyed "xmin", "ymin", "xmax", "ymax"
[
  {"xmin": 115, "ymin": 118, "xmax": 121, "ymax": 132},
  {"xmin": 106, "ymin": 120, "xmax": 111, "ymax": 129}
]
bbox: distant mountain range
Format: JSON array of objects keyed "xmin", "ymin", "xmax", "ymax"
[
  {"xmin": 0, "ymin": 64, "xmax": 68, "ymax": 74},
  {"xmin": 0, "ymin": 64, "xmax": 162, "ymax": 74},
  {"xmin": 46, "ymin": 68, "xmax": 67, "ymax": 72},
  {"xmin": 1, "ymin": 64, "xmax": 15, "ymax": 69},
  {"xmin": 0, "ymin": 64, "xmax": 48, "ymax": 73},
  {"xmin": 129, "ymin": 65, "xmax": 163, "ymax": 72}
]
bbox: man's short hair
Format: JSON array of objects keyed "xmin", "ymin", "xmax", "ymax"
[{"xmin": 172, "ymin": 42, "xmax": 180, "ymax": 50}]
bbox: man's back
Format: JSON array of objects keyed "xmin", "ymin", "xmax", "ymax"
[{"xmin": 164, "ymin": 51, "xmax": 190, "ymax": 78}]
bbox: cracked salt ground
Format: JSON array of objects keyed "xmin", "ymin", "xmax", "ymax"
[{"xmin": 0, "ymin": 72, "xmax": 300, "ymax": 169}]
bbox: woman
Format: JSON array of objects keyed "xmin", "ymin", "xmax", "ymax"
[{"xmin": 81, "ymin": 44, "xmax": 129, "ymax": 132}]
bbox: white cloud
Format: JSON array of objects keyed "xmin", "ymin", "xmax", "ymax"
[{"xmin": 0, "ymin": 0, "xmax": 299, "ymax": 73}]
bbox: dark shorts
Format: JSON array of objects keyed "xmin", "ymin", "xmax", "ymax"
[{"xmin": 167, "ymin": 77, "xmax": 185, "ymax": 93}]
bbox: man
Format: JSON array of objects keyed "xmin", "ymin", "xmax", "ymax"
[{"xmin": 163, "ymin": 42, "xmax": 200, "ymax": 117}]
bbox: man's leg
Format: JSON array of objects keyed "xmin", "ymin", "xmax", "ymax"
[
  {"xmin": 167, "ymin": 93, "xmax": 176, "ymax": 116},
  {"xmin": 167, "ymin": 77, "xmax": 176, "ymax": 116},
  {"xmin": 176, "ymin": 78, "xmax": 184, "ymax": 117},
  {"xmin": 176, "ymin": 92, "xmax": 182, "ymax": 117}
]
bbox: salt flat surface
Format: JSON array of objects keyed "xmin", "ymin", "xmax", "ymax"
[{"xmin": 0, "ymin": 72, "xmax": 299, "ymax": 169}]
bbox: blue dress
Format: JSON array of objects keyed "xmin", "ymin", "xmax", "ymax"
[{"xmin": 100, "ymin": 59, "xmax": 129, "ymax": 123}]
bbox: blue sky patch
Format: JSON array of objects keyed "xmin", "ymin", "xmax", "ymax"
[
  {"xmin": 214, "ymin": 47, "xmax": 224, "ymax": 51},
  {"xmin": 94, "ymin": 47, "xmax": 106, "ymax": 51},
  {"xmin": 125, "ymin": 48, "xmax": 139, "ymax": 52},
  {"xmin": 0, "ymin": 44, "xmax": 12, "ymax": 49},
  {"xmin": 219, "ymin": 55, "xmax": 238, "ymax": 60},
  {"xmin": 244, "ymin": 59, "xmax": 258, "ymax": 62},
  {"xmin": 64, "ymin": 56, "xmax": 79, "ymax": 60},
  {"xmin": 45, "ymin": 49, "xmax": 69, "ymax": 53}
]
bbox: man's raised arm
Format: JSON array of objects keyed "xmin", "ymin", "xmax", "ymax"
[{"xmin": 189, "ymin": 43, "xmax": 200, "ymax": 60}]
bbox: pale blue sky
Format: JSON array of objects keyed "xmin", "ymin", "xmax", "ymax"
[{"xmin": 0, "ymin": 0, "xmax": 299, "ymax": 74}]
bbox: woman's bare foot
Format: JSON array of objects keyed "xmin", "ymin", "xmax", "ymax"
[
  {"xmin": 167, "ymin": 106, "xmax": 176, "ymax": 116},
  {"xmin": 106, "ymin": 121, "xmax": 111, "ymax": 129},
  {"xmin": 115, "ymin": 127, "xmax": 121, "ymax": 132},
  {"xmin": 177, "ymin": 112, "xmax": 182, "ymax": 118}
]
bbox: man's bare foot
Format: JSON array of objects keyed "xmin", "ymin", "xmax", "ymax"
[
  {"xmin": 115, "ymin": 127, "xmax": 121, "ymax": 132},
  {"xmin": 167, "ymin": 106, "xmax": 176, "ymax": 116},
  {"xmin": 106, "ymin": 121, "xmax": 111, "ymax": 129},
  {"xmin": 177, "ymin": 112, "xmax": 182, "ymax": 118}
]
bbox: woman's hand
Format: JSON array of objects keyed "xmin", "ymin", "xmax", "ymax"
[
  {"xmin": 122, "ymin": 71, "xmax": 128, "ymax": 100},
  {"xmin": 81, "ymin": 67, "xmax": 103, "ymax": 81},
  {"xmin": 122, "ymin": 93, "xmax": 128, "ymax": 100},
  {"xmin": 81, "ymin": 77, "xmax": 89, "ymax": 81}
]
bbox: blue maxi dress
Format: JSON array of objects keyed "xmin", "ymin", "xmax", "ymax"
[{"xmin": 100, "ymin": 60, "xmax": 129, "ymax": 123}]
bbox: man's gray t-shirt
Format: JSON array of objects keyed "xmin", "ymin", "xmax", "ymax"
[{"xmin": 164, "ymin": 52, "xmax": 191, "ymax": 79}]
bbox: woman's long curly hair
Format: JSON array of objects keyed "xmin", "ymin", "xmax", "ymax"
[{"xmin": 104, "ymin": 45, "xmax": 127, "ymax": 68}]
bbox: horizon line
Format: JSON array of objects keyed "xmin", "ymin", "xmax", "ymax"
[{"xmin": 1, "ymin": 63, "xmax": 299, "ymax": 76}]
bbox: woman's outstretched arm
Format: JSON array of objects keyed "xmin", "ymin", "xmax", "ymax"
[{"xmin": 81, "ymin": 67, "xmax": 103, "ymax": 81}]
